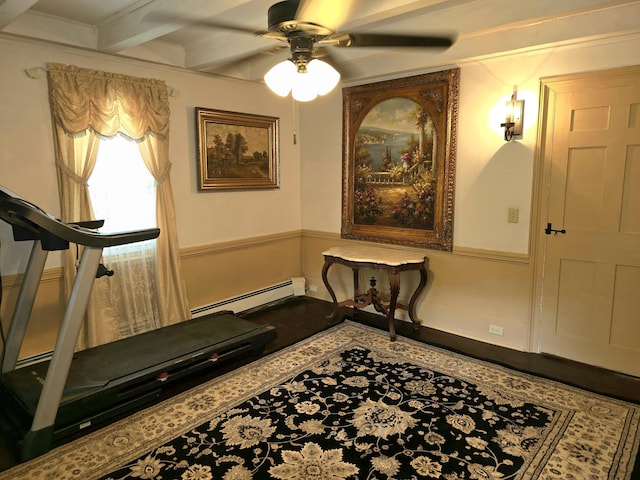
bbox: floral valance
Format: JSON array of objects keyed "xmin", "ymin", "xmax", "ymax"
[{"xmin": 47, "ymin": 63, "xmax": 170, "ymax": 140}]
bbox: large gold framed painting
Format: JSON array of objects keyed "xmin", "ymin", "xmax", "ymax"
[{"xmin": 341, "ymin": 69, "xmax": 459, "ymax": 250}]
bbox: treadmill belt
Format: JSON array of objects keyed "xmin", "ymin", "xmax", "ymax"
[{"xmin": 3, "ymin": 313, "xmax": 276, "ymax": 422}]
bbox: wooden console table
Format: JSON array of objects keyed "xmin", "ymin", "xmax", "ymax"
[{"xmin": 322, "ymin": 245, "xmax": 428, "ymax": 341}]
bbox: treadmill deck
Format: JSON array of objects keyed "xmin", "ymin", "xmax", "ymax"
[{"xmin": 2, "ymin": 312, "xmax": 276, "ymax": 432}]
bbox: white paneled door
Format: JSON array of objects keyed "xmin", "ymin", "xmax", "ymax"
[{"xmin": 537, "ymin": 66, "xmax": 640, "ymax": 377}]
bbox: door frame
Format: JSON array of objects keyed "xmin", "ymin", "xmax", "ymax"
[{"xmin": 529, "ymin": 64, "xmax": 640, "ymax": 354}]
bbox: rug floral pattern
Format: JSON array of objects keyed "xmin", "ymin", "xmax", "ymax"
[
  {"xmin": 102, "ymin": 346, "xmax": 555, "ymax": 479},
  {"xmin": 3, "ymin": 321, "xmax": 639, "ymax": 480}
]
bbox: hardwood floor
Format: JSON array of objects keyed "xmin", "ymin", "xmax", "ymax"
[
  {"xmin": 1, "ymin": 296, "xmax": 638, "ymax": 472},
  {"xmin": 244, "ymin": 297, "xmax": 640, "ymax": 404}
]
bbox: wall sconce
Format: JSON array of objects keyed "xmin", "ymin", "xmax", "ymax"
[{"xmin": 500, "ymin": 92, "xmax": 525, "ymax": 141}]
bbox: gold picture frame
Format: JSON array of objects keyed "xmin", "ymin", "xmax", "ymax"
[
  {"xmin": 341, "ymin": 69, "xmax": 459, "ymax": 251},
  {"xmin": 196, "ymin": 108, "xmax": 280, "ymax": 190}
]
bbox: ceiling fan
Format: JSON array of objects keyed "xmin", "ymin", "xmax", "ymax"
[
  {"xmin": 261, "ymin": 0, "xmax": 454, "ymax": 61},
  {"xmin": 161, "ymin": 0, "xmax": 456, "ymax": 100}
]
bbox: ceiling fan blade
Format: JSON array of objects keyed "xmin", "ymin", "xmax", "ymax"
[
  {"xmin": 315, "ymin": 46, "xmax": 360, "ymax": 80},
  {"xmin": 331, "ymin": 32, "xmax": 455, "ymax": 48},
  {"xmin": 295, "ymin": 0, "xmax": 359, "ymax": 32},
  {"xmin": 207, "ymin": 44, "xmax": 289, "ymax": 76},
  {"xmin": 145, "ymin": 11, "xmax": 275, "ymax": 38}
]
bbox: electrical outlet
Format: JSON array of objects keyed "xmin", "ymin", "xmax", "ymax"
[
  {"xmin": 308, "ymin": 284, "xmax": 318, "ymax": 293},
  {"xmin": 508, "ymin": 207, "xmax": 519, "ymax": 223},
  {"xmin": 489, "ymin": 325, "xmax": 504, "ymax": 336}
]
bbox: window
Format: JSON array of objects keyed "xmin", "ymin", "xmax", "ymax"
[
  {"xmin": 88, "ymin": 135, "xmax": 160, "ymax": 337},
  {"xmin": 89, "ymin": 135, "xmax": 156, "ymax": 238},
  {"xmin": 48, "ymin": 64, "xmax": 190, "ymax": 349}
]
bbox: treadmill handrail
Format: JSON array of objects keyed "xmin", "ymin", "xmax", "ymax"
[{"xmin": 0, "ymin": 196, "xmax": 159, "ymax": 248}]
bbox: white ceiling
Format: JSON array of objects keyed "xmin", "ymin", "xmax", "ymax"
[{"xmin": 2, "ymin": 0, "xmax": 639, "ymax": 84}]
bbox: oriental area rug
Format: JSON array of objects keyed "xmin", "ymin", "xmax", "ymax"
[{"xmin": 2, "ymin": 321, "xmax": 639, "ymax": 480}]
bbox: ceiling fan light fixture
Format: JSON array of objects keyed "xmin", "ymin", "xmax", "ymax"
[
  {"xmin": 307, "ymin": 58, "xmax": 340, "ymax": 96},
  {"xmin": 265, "ymin": 57, "xmax": 340, "ymax": 101},
  {"xmin": 291, "ymin": 71, "xmax": 319, "ymax": 102},
  {"xmin": 264, "ymin": 59, "xmax": 297, "ymax": 97}
]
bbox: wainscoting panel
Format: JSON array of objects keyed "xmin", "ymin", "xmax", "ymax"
[
  {"xmin": 180, "ymin": 230, "xmax": 302, "ymax": 315},
  {"xmin": 0, "ymin": 268, "xmax": 66, "ymax": 359},
  {"xmin": 3, "ymin": 232, "xmax": 303, "ymax": 360},
  {"xmin": 4, "ymin": 229, "xmax": 533, "ymax": 360},
  {"xmin": 301, "ymin": 230, "xmax": 533, "ymax": 351}
]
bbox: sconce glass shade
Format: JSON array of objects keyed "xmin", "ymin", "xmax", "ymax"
[
  {"xmin": 507, "ymin": 98, "xmax": 524, "ymax": 126},
  {"xmin": 264, "ymin": 58, "xmax": 340, "ymax": 102},
  {"xmin": 501, "ymin": 95, "xmax": 525, "ymax": 141}
]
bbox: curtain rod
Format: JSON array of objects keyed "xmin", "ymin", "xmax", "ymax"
[{"xmin": 24, "ymin": 67, "xmax": 178, "ymax": 97}]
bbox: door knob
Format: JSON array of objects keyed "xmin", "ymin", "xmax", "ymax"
[{"xmin": 545, "ymin": 222, "xmax": 566, "ymax": 236}]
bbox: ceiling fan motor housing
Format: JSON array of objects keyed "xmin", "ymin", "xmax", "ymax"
[
  {"xmin": 264, "ymin": 0, "xmax": 454, "ymax": 75},
  {"xmin": 267, "ymin": 0, "xmax": 334, "ymax": 37}
]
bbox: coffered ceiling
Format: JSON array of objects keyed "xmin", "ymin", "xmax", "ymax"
[{"xmin": 1, "ymin": 0, "xmax": 639, "ymax": 84}]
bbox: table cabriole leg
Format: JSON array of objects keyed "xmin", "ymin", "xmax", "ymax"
[
  {"xmin": 408, "ymin": 265, "xmax": 428, "ymax": 329},
  {"xmin": 321, "ymin": 259, "xmax": 338, "ymax": 321},
  {"xmin": 352, "ymin": 267, "xmax": 360, "ymax": 313},
  {"xmin": 388, "ymin": 271, "xmax": 401, "ymax": 341}
]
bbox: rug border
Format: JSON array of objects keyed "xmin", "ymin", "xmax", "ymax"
[{"xmin": 3, "ymin": 320, "xmax": 638, "ymax": 480}]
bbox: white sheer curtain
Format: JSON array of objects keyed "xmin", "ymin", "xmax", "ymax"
[
  {"xmin": 89, "ymin": 135, "xmax": 161, "ymax": 338},
  {"xmin": 47, "ymin": 63, "xmax": 191, "ymax": 349}
]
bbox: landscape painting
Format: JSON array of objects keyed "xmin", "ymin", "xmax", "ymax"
[
  {"xmin": 341, "ymin": 69, "xmax": 459, "ymax": 250},
  {"xmin": 196, "ymin": 108, "xmax": 279, "ymax": 190},
  {"xmin": 354, "ymin": 97, "xmax": 437, "ymax": 229}
]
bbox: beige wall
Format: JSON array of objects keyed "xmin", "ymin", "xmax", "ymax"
[
  {"xmin": 299, "ymin": 36, "xmax": 640, "ymax": 352},
  {"xmin": 0, "ymin": 34, "xmax": 302, "ymax": 276},
  {"xmin": 1, "ymin": 32, "xmax": 640, "ymax": 360},
  {"xmin": 0, "ymin": 268, "xmax": 66, "ymax": 358}
]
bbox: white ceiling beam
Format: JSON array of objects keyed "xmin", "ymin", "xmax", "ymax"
[
  {"xmin": 0, "ymin": 0, "xmax": 38, "ymax": 29},
  {"xmin": 96, "ymin": 0, "xmax": 255, "ymax": 52},
  {"xmin": 337, "ymin": 0, "xmax": 470, "ymax": 31},
  {"xmin": 2, "ymin": 11, "xmax": 98, "ymax": 48},
  {"xmin": 445, "ymin": 0, "xmax": 640, "ymax": 39},
  {"xmin": 342, "ymin": 1, "xmax": 640, "ymax": 84}
]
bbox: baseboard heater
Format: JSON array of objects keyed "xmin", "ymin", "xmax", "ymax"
[{"xmin": 191, "ymin": 278, "xmax": 305, "ymax": 319}]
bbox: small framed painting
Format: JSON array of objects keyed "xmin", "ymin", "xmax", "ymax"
[{"xmin": 196, "ymin": 108, "xmax": 280, "ymax": 190}]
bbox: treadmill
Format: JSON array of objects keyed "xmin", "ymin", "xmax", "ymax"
[{"xmin": 0, "ymin": 187, "xmax": 277, "ymax": 461}]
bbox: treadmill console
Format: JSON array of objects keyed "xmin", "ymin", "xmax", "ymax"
[{"xmin": 0, "ymin": 186, "xmax": 160, "ymax": 250}]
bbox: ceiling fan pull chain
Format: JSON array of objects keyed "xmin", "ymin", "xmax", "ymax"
[{"xmin": 291, "ymin": 96, "xmax": 297, "ymax": 145}]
